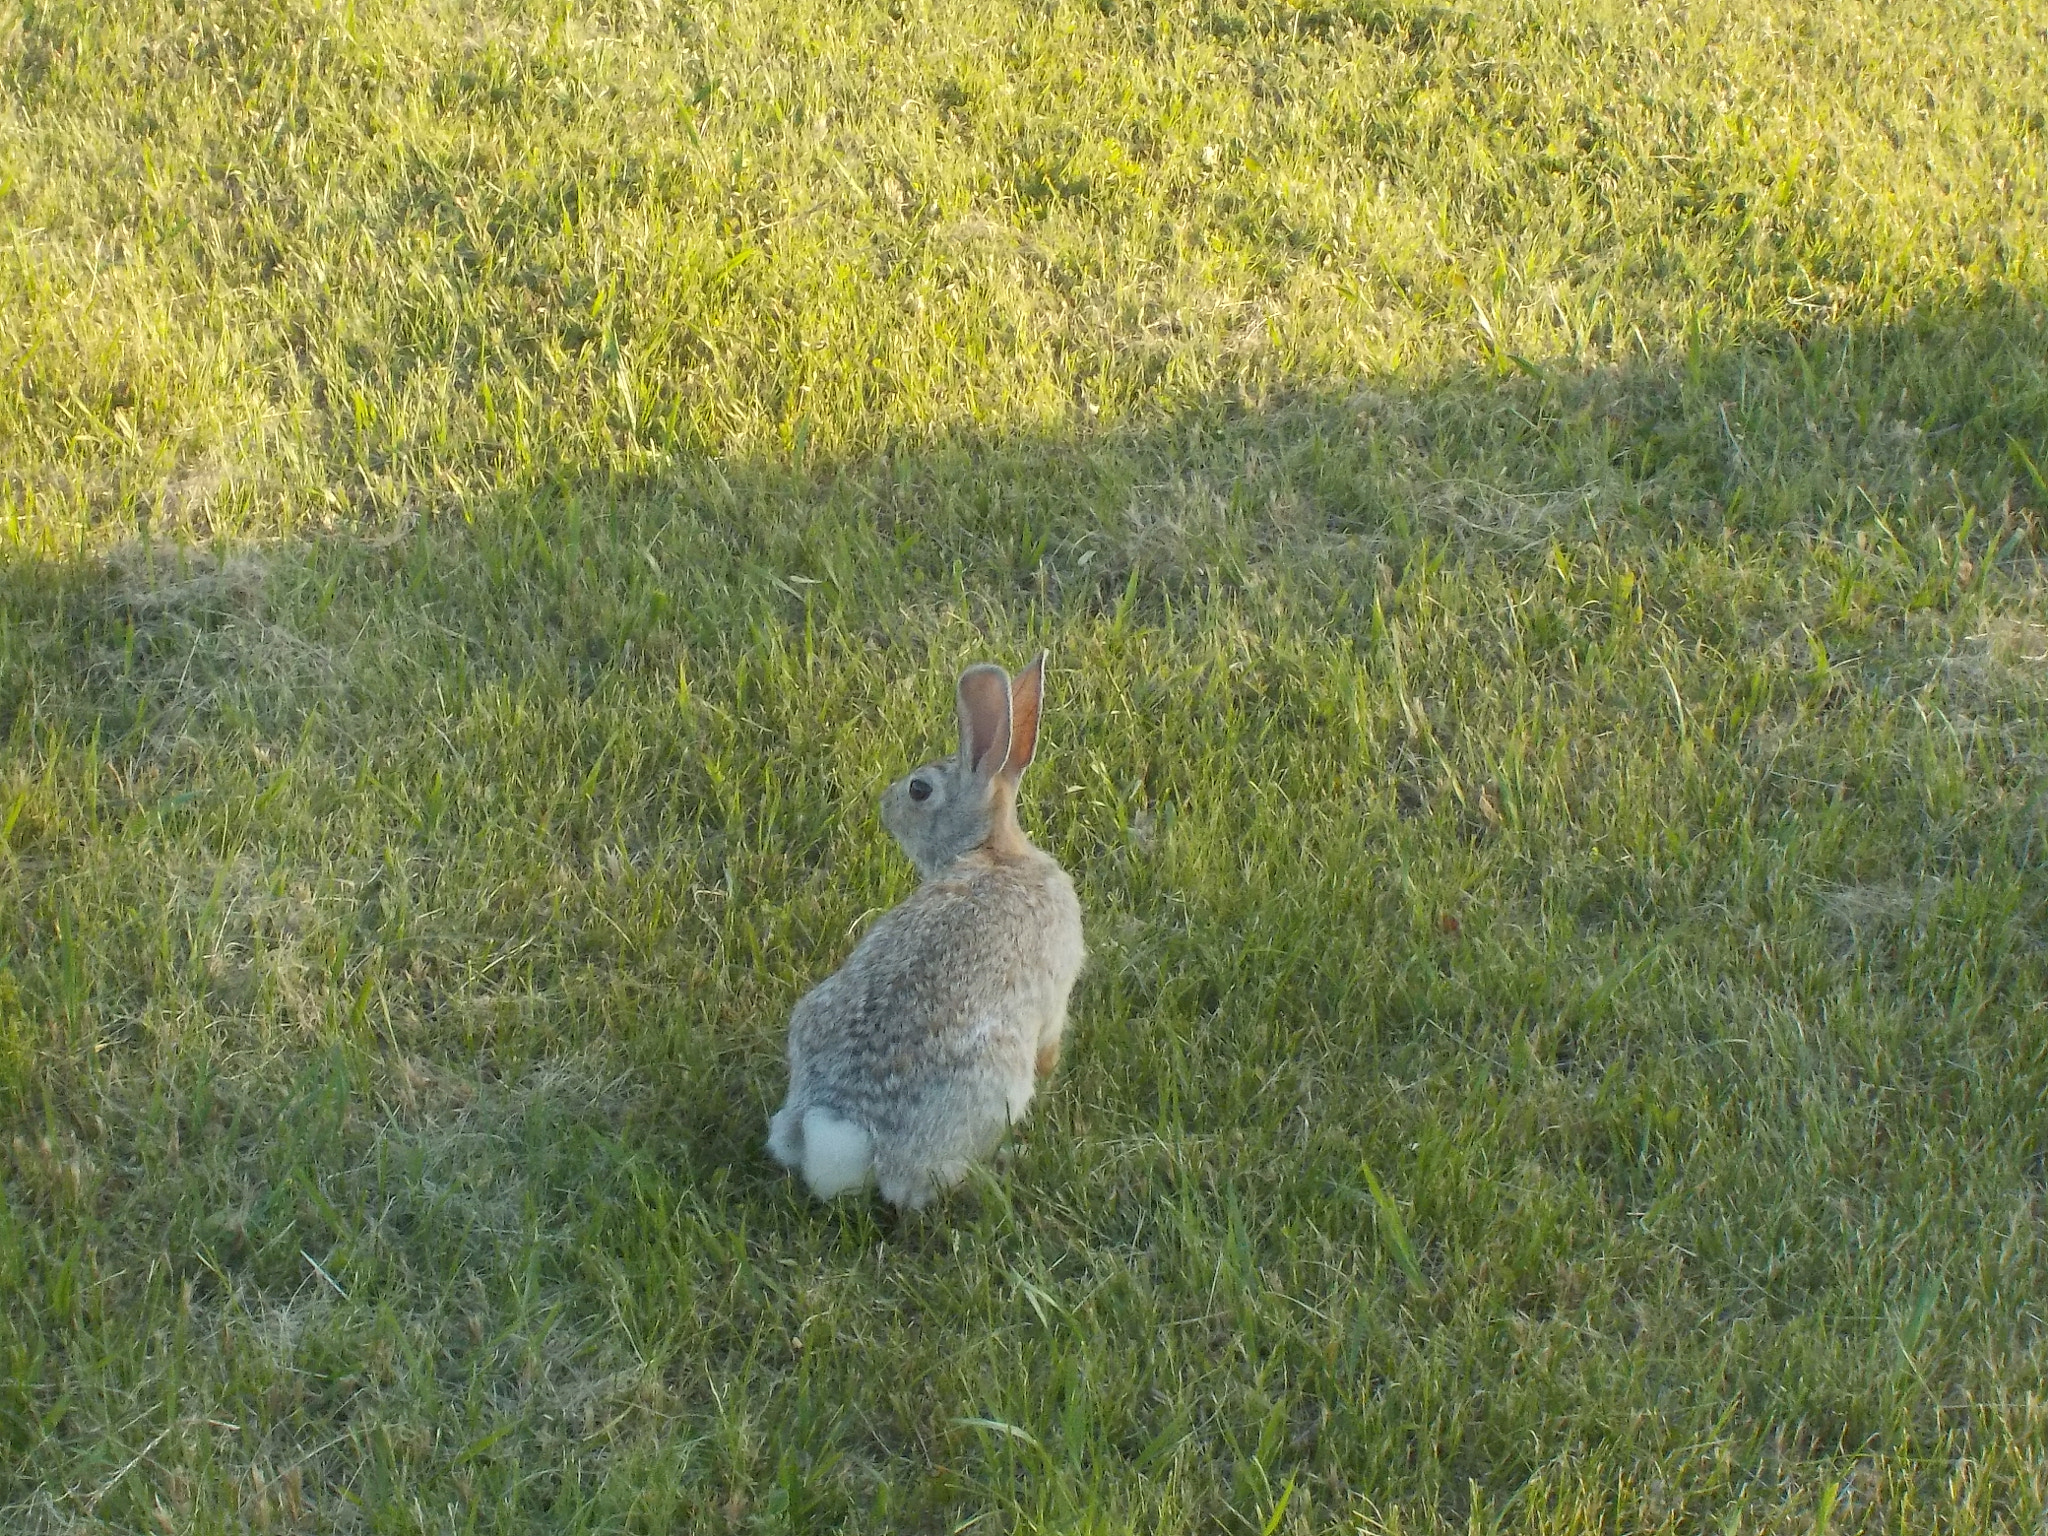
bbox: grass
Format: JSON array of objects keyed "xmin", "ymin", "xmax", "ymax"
[{"xmin": 2, "ymin": 0, "xmax": 2046, "ymax": 1529}]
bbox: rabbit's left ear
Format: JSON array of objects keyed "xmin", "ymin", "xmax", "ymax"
[{"xmin": 999, "ymin": 652, "xmax": 1046, "ymax": 785}]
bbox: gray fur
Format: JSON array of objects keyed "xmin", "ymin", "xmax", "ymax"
[{"xmin": 767, "ymin": 654, "xmax": 1085, "ymax": 1211}]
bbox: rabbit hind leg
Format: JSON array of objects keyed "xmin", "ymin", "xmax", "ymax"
[{"xmin": 876, "ymin": 1153, "xmax": 976, "ymax": 1212}]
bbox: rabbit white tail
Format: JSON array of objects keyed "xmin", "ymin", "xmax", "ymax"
[
  {"xmin": 769, "ymin": 1105, "xmax": 874, "ymax": 1199},
  {"xmin": 801, "ymin": 1111, "xmax": 873, "ymax": 1197}
]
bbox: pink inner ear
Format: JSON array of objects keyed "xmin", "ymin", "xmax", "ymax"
[
  {"xmin": 1002, "ymin": 653, "xmax": 1045, "ymax": 781},
  {"xmin": 956, "ymin": 665, "xmax": 1012, "ymax": 776}
]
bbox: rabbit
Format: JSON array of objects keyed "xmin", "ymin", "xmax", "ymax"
[{"xmin": 767, "ymin": 653, "xmax": 1085, "ymax": 1211}]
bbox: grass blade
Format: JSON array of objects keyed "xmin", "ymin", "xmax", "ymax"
[{"xmin": 1358, "ymin": 1158, "xmax": 1426, "ymax": 1291}]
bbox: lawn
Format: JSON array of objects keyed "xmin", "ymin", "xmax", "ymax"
[{"xmin": 3, "ymin": 0, "xmax": 2046, "ymax": 1529}]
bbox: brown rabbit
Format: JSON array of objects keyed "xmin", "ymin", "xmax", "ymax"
[{"xmin": 767, "ymin": 654, "xmax": 1085, "ymax": 1210}]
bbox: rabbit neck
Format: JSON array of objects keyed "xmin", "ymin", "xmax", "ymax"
[
  {"xmin": 978, "ymin": 780, "xmax": 1034, "ymax": 863},
  {"xmin": 932, "ymin": 806, "xmax": 1035, "ymax": 878},
  {"xmin": 979, "ymin": 815, "xmax": 1032, "ymax": 863}
]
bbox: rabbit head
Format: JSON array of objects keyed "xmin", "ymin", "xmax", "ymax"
[{"xmin": 881, "ymin": 653, "xmax": 1047, "ymax": 878}]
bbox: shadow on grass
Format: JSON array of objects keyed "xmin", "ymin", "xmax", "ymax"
[{"xmin": 2, "ymin": 294, "xmax": 2045, "ymax": 1527}]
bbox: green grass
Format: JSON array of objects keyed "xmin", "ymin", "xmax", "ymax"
[{"xmin": 3, "ymin": 0, "xmax": 2046, "ymax": 1529}]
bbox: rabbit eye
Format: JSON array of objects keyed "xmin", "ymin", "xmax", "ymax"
[{"xmin": 908, "ymin": 777, "xmax": 933, "ymax": 802}]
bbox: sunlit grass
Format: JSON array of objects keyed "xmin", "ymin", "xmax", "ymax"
[{"xmin": 2, "ymin": 0, "xmax": 2045, "ymax": 1530}]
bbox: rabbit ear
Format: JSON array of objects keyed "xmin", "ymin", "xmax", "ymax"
[
  {"xmin": 956, "ymin": 664, "xmax": 1013, "ymax": 779},
  {"xmin": 999, "ymin": 652, "xmax": 1046, "ymax": 785}
]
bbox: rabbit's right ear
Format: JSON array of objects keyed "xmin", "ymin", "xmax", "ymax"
[
  {"xmin": 956, "ymin": 664, "xmax": 1013, "ymax": 779},
  {"xmin": 999, "ymin": 651, "xmax": 1046, "ymax": 786}
]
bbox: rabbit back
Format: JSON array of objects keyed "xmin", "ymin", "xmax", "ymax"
[{"xmin": 772, "ymin": 847, "xmax": 1083, "ymax": 1208}]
